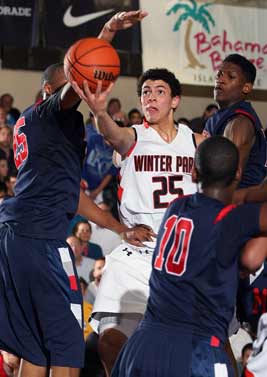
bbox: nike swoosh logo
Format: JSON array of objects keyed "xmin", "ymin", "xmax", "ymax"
[{"xmin": 63, "ymin": 7, "xmax": 114, "ymax": 28}]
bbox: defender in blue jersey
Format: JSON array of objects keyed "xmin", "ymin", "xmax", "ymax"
[
  {"xmin": 204, "ymin": 53, "xmax": 267, "ymax": 346},
  {"xmin": 0, "ymin": 11, "xmax": 151, "ymax": 377},
  {"xmin": 204, "ymin": 53, "xmax": 267, "ymax": 189},
  {"xmin": 112, "ymin": 136, "xmax": 267, "ymax": 377}
]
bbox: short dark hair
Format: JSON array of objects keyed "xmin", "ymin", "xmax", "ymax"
[
  {"xmin": 72, "ymin": 220, "xmax": 92, "ymax": 236},
  {"xmin": 137, "ymin": 68, "xmax": 182, "ymax": 98},
  {"xmin": 195, "ymin": 136, "xmax": 239, "ymax": 188},
  {"xmin": 241, "ymin": 343, "xmax": 253, "ymax": 358},
  {"xmin": 41, "ymin": 63, "xmax": 64, "ymax": 86},
  {"xmin": 79, "ymin": 277, "xmax": 88, "ymax": 288},
  {"xmin": 128, "ymin": 108, "xmax": 141, "ymax": 119},
  {"xmin": 223, "ymin": 54, "xmax": 256, "ymax": 84},
  {"xmin": 107, "ymin": 97, "xmax": 121, "ymax": 108},
  {"xmin": 0, "ymin": 181, "xmax": 7, "ymax": 194},
  {"xmin": 205, "ymin": 103, "xmax": 218, "ymax": 112}
]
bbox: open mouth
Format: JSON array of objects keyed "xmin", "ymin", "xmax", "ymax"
[{"xmin": 146, "ymin": 106, "xmax": 158, "ymax": 114}]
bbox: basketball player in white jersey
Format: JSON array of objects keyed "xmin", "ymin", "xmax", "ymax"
[{"xmin": 72, "ymin": 68, "xmax": 205, "ymax": 376}]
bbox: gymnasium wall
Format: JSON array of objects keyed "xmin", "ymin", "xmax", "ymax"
[{"xmin": 0, "ymin": 68, "xmax": 266, "ymax": 127}]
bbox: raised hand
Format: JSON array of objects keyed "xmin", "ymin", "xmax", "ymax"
[
  {"xmin": 71, "ymin": 80, "xmax": 113, "ymax": 116},
  {"xmin": 106, "ymin": 10, "xmax": 148, "ymax": 32}
]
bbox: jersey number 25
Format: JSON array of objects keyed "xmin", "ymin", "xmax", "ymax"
[{"xmin": 154, "ymin": 215, "xmax": 193, "ymax": 276}]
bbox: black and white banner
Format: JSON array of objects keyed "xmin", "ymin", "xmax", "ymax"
[
  {"xmin": 44, "ymin": 0, "xmax": 141, "ymax": 52},
  {"xmin": 0, "ymin": 0, "xmax": 37, "ymax": 46}
]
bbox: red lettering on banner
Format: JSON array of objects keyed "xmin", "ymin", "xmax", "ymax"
[
  {"xmin": 193, "ymin": 29, "xmax": 267, "ymax": 74},
  {"xmin": 209, "ymin": 51, "xmax": 223, "ymax": 71},
  {"xmin": 250, "ymin": 57, "xmax": 264, "ymax": 69},
  {"xmin": 211, "ymin": 35, "xmax": 220, "ymax": 48},
  {"xmin": 244, "ymin": 42, "xmax": 261, "ymax": 53},
  {"xmin": 194, "ymin": 32, "xmax": 210, "ymax": 54},
  {"xmin": 222, "ymin": 30, "xmax": 232, "ymax": 52},
  {"xmin": 234, "ymin": 41, "xmax": 243, "ymax": 52}
]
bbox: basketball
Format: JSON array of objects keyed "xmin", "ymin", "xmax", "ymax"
[{"xmin": 64, "ymin": 37, "xmax": 120, "ymax": 92}]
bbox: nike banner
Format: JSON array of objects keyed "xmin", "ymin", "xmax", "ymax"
[
  {"xmin": 0, "ymin": 0, "xmax": 37, "ymax": 46},
  {"xmin": 44, "ymin": 0, "xmax": 142, "ymax": 53}
]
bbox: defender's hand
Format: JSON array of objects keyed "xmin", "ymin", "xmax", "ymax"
[
  {"xmin": 121, "ymin": 225, "xmax": 156, "ymax": 247},
  {"xmin": 106, "ymin": 10, "xmax": 148, "ymax": 32}
]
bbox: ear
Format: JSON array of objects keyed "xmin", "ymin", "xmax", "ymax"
[
  {"xmin": 43, "ymin": 82, "xmax": 53, "ymax": 97},
  {"xmin": 243, "ymin": 82, "xmax": 253, "ymax": 95},
  {"xmin": 191, "ymin": 164, "xmax": 199, "ymax": 183},
  {"xmin": 172, "ymin": 96, "xmax": 180, "ymax": 110}
]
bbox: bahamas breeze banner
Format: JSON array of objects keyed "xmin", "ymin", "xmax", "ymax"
[
  {"xmin": 44, "ymin": 0, "xmax": 142, "ymax": 53},
  {"xmin": 140, "ymin": 0, "xmax": 267, "ymax": 89},
  {"xmin": 0, "ymin": 0, "xmax": 37, "ymax": 46}
]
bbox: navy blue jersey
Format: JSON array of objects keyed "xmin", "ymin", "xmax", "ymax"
[
  {"xmin": 0, "ymin": 89, "xmax": 85, "ymax": 240},
  {"xmin": 237, "ymin": 261, "xmax": 267, "ymax": 334},
  {"xmin": 146, "ymin": 193, "xmax": 261, "ymax": 343},
  {"xmin": 204, "ymin": 101, "xmax": 267, "ymax": 188}
]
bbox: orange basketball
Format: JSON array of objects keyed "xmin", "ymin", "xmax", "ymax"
[{"xmin": 64, "ymin": 37, "xmax": 120, "ymax": 92}]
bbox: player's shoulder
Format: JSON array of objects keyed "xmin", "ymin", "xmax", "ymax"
[{"xmin": 131, "ymin": 122, "xmax": 148, "ymax": 133}]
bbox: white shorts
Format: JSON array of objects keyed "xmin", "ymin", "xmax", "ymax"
[{"xmin": 90, "ymin": 242, "xmax": 153, "ymax": 333}]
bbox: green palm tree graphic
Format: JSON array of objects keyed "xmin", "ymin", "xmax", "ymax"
[{"xmin": 166, "ymin": 0, "xmax": 215, "ymax": 68}]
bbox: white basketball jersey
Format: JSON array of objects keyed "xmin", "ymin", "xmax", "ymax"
[{"xmin": 118, "ymin": 123, "xmax": 197, "ymax": 248}]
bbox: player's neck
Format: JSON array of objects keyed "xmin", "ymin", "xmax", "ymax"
[
  {"xmin": 202, "ymin": 186, "xmax": 234, "ymax": 205},
  {"xmin": 152, "ymin": 120, "xmax": 177, "ymax": 143},
  {"xmin": 218, "ymin": 98, "xmax": 243, "ymax": 110}
]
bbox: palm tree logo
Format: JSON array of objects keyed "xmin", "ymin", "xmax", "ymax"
[{"xmin": 166, "ymin": 0, "xmax": 215, "ymax": 69}]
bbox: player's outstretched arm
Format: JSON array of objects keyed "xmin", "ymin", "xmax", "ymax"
[
  {"xmin": 233, "ymin": 177, "xmax": 267, "ymax": 204},
  {"xmin": 71, "ymin": 80, "xmax": 136, "ymax": 155},
  {"xmin": 77, "ymin": 190, "xmax": 155, "ymax": 247},
  {"xmin": 98, "ymin": 10, "xmax": 148, "ymax": 42},
  {"xmin": 60, "ymin": 10, "xmax": 147, "ymax": 112}
]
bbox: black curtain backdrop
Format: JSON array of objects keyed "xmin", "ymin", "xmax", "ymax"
[
  {"xmin": 43, "ymin": 0, "xmax": 141, "ymax": 53},
  {"xmin": 0, "ymin": 0, "xmax": 37, "ymax": 46}
]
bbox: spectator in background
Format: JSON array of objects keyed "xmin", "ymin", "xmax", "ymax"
[
  {"xmin": 72, "ymin": 220, "xmax": 103, "ymax": 260},
  {"xmin": 0, "ymin": 157, "xmax": 8, "ymax": 183},
  {"xmin": 190, "ymin": 103, "xmax": 218, "ymax": 133},
  {"xmin": 0, "ymin": 106, "xmax": 8, "ymax": 128},
  {"xmin": 0, "ymin": 181, "xmax": 8, "ymax": 204},
  {"xmin": 82, "ymin": 114, "xmax": 118, "ymax": 204},
  {"xmin": 79, "ymin": 277, "xmax": 94, "ymax": 340},
  {"xmin": 107, "ymin": 97, "xmax": 128, "ymax": 127},
  {"xmin": 66, "ymin": 235, "xmax": 95, "ymax": 283},
  {"xmin": 90, "ymin": 201, "xmax": 121, "ymax": 256},
  {"xmin": 86, "ymin": 257, "xmax": 105, "ymax": 305},
  {"xmin": 177, "ymin": 117, "xmax": 191, "ymax": 127},
  {"xmin": 0, "ymin": 93, "xmax": 20, "ymax": 127},
  {"xmin": 237, "ymin": 343, "xmax": 253, "ymax": 376},
  {"xmin": 0, "ymin": 125, "xmax": 17, "ymax": 175},
  {"xmin": 4, "ymin": 172, "xmax": 17, "ymax": 197},
  {"xmin": 127, "ymin": 108, "xmax": 142, "ymax": 126}
]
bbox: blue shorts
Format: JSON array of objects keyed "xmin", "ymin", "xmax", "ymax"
[
  {"xmin": 0, "ymin": 223, "xmax": 85, "ymax": 367},
  {"xmin": 112, "ymin": 320, "xmax": 234, "ymax": 377},
  {"xmin": 191, "ymin": 335, "xmax": 234, "ymax": 377},
  {"xmin": 112, "ymin": 320, "xmax": 193, "ymax": 377}
]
